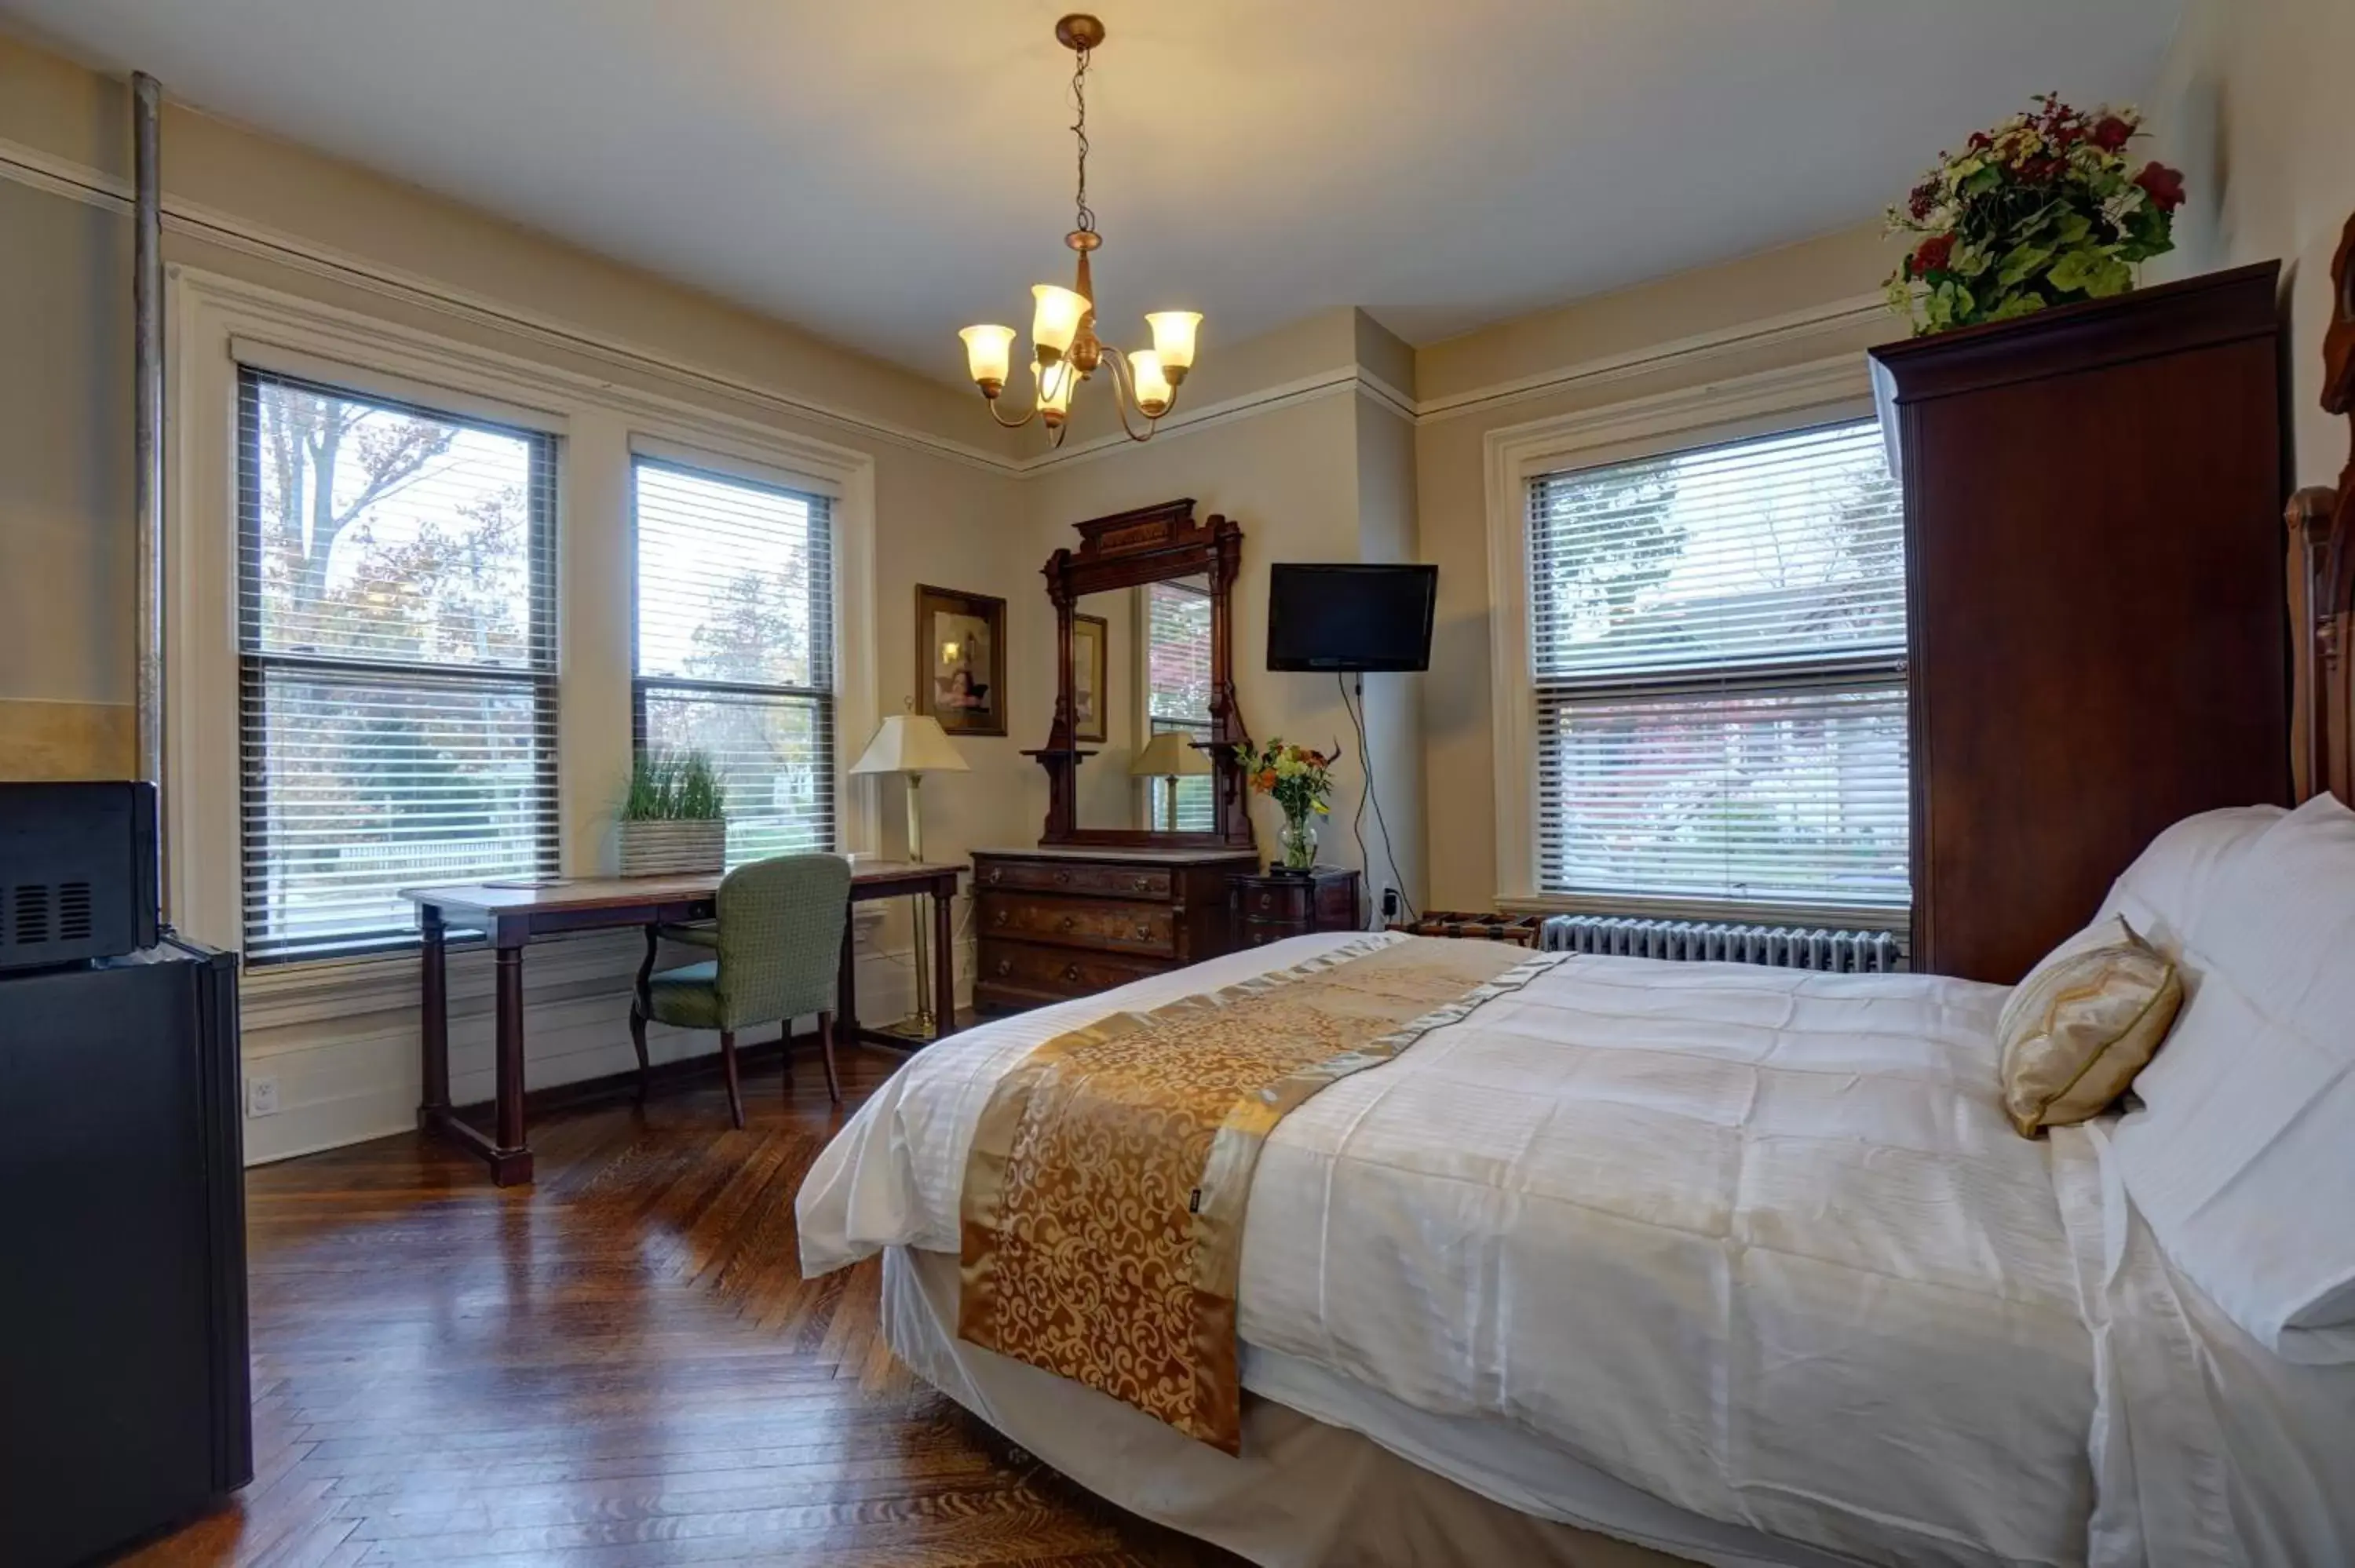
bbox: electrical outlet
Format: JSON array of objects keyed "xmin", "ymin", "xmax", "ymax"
[
  {"xmin": 1381, "ymin": 888, "xmax": 1402, "ymax": 920},
  {"xmin": 245, "ymin": 1075, "xmax": 280, "ymax": 1118}
]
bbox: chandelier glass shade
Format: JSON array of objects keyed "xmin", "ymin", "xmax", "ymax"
[{"xmin": 958, "ymin": 15, "xmax": 1199, "ymax": 447}]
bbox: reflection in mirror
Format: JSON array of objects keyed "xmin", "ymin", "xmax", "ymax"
[
  {"xmin": 1067, "ymin": 574, "xmax": 1214, "ymax": 832},
  {"xmin": 1140, "ymin": 575, "xmax": 1214, "ymax": 831}
]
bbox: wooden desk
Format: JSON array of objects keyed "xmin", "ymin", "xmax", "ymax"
[{"xmin": 400, "ymin": 860, "xmax": 962, "ymax": 1185}]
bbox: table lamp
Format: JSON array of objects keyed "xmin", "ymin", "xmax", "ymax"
[
  {"xmin": 1130, "ymin": 731, "xmax": 1212, "ymax": 831},
  {"xmin": 849, "ymin": 710, "xmax": 968, "ymax": 1038}
]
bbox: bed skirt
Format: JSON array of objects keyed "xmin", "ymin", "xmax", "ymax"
[{"xmin": 884, "ymin": 1245, "xmax": 1711, "ymax": 1568}]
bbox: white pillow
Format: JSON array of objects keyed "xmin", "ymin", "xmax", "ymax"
[
  {"xmin": 2094, "ymin": 804, "xmax": 2284, "ymax": 969},
  {"xmin": 2105, "ymin": 794, "xmax": 2355, "ymax": 1362}
]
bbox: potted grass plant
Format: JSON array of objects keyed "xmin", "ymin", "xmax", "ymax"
[{"xmin": 618, "ymin": 749, "xmax": 728, "ymax": 876}]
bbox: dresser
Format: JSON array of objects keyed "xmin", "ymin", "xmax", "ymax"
[
  {"xmin": 1229, "ymin": 867, "xmax": 1363, "ymax": 951},
  {"xmin": 972, "ymin": 846, "xmax": 1258, "ymax": 1014}
]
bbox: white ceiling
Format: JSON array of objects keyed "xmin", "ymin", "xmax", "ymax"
[{"xmin": 2, "ymin": 1, "xmax": 2184, "ymax": 385}]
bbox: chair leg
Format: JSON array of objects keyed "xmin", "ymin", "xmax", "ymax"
[
  {"xmin": 816, "ymin": 1009, "xmax": 841, "ymax": 1106},
  {"xmin": 719, "ymin": 1029, "xmax": 744, "ymax": 1130},
  {"xmin": 630, "ymin": 926, "xmax": 659, "ymax": 1104}
]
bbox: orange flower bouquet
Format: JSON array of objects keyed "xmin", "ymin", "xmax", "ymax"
[{"xmin": 1234, "ymin": 738, "xmax": 1338, "ymax": 873}]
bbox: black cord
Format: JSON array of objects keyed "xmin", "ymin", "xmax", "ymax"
[{"xmin": 1339, "ymin": 673, "xmax": 1416, "ymax": 924}]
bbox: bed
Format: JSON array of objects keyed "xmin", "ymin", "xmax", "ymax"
[{"xmin": 798, "ymin": 239, "xmax": 2355, "ymax": 1568}]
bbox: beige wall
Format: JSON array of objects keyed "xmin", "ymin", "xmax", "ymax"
[
  {"xmin": 1026, "ymin": 376, "xmax": 1427, "ymax": 911},
  {"xmin": 1411, "ymin": 227, "xmax": 1904, "ymax": 910},
  {"xmin": 0, "ymin": 30, "xmax": 1039, "ymax": 1160},
  {"xmin": 0, "ymin": 30, "xmax": 1038, "ymax": 859},
  {"xmin": 2152, "ymin": 0, "xmax": 2355, "ymax": 491}
]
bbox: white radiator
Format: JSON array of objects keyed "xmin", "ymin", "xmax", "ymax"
[{"xmin": 1539, "ymin": 915, "xmax": 1905, "ymax": 973}]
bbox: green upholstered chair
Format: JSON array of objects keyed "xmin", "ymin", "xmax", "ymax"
[{"xmin": 629, "ymin": 853, "xmax": 853, "ymax": 1127}]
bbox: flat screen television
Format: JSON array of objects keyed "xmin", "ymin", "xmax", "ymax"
[{"xmin": 1265, "ymin": 563, "xmax": 1437, "ymax": 672}]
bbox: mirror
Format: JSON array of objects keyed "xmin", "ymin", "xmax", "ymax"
[
  {"xmin": 1031, "ymin": 501, "xmax": 1254, "ymax": 848},
  {"xmin": 1066, "ymin": 575, "xmax": 1215, "ymax": 833}
]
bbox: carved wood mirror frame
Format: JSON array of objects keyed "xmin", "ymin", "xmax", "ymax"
[{"xmin": 1031, "ymin": 498, "xmax": 1256, "ymax": 848}]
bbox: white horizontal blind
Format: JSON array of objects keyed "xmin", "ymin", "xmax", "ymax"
[
  {"xmin": 633, "ymin": 459, "xmax": 836, "ymax": 866},
  {"xmin": 1529, "ymin": 419, "xmax": 1908, "ymax": 913},
  {"xmin": 1146, "ymin": 579, "xmax": 1215, "ymax": 831},
  {"xmin": 237, "ymin": 369, "xmax": 559, "ymax": 961}
]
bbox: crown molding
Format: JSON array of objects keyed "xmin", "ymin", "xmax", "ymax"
[
  {"xmin": 2, "ymin": 132, "xmax": 1890, "ymax": 479},
  {"xmin": 1416, "ymin": 293, "xmax": 1892, "ymax": 425},
  {"xmin": 0, "ymin": 133, "xmax": 1019, "ymax": 476}
]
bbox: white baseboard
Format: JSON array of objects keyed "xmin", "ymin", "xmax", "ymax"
[{"xmin": 237, "ymin": 930, "xmax": 973, "ymax": 1166}]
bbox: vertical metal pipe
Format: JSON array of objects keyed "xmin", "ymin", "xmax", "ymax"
[{"xmin": 132, "ymin": 71, "xmax": 167, "ymax": 916}]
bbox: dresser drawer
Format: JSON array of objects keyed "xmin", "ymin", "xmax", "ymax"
[
  {"xmin": 1235, "ymin": 920, "xmax": 1300, "ymax": 951},
  {"xmin": 973, "ymin": 859, "xmax": 1174, "ymax": 901},
  {"xmin": 979, "ymin": 892, "xmax": 1175, "ymax": 957},
  {"xmin": 980, "ymin": 939, "xmax": 1171, "ymax": 1001}
]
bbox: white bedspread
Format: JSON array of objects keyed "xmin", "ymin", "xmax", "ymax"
[{"xmin": 798, "ymin": 934, "xmax": 2116, "ymax": 1566}]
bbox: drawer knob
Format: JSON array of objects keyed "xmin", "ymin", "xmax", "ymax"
[
  {"xmin": 986, "ymin": 866, "xmax": 1002, "ymax": 884},
  {"xmin": 1134, "ymin": 924, "xmax": 1151, "ymax": 940},
  {"xmin": 991, "ymin": 909, "xmax": 1008, "ymax": 928},
  {"xmin": 1058, "ymin": 915, "xmax": 1075, "ymax": 932},
  {"xmin": 1257, "ymin": 892, "xmax": 1273, "ymax": 910},
  {"xmin": 994, "ymin": 958, "xmax": 1011, "ymax": 977},
  {"xmin": 1054, "ymin": 870, "xmax": 1071, "ymax": 885},
  {"xmin": 1063, "ymin": 964, "xmax": 1081, "ymax": 983},
  {"xmin": 1133, "ymin": 877, "xmax": 1151, "ymax": 892}
]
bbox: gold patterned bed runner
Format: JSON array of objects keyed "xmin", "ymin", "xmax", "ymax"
[{"xmin": 956, "ymin": 935, "xmax": 1552, "ymax": 1453}]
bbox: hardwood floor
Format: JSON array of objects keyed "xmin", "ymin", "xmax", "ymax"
[{"xmin": 128, "ymin": 1045, "xmax": 1242, "ymax": 1568}]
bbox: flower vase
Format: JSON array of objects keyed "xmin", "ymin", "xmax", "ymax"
[{"xmin": 1277, "ymin": 817, "xmax": 1318, "ymax": 873}]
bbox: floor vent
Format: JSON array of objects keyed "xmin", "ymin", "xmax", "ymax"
[{"xmin": 1540, "ymin": 915, "xmax": 1905, "ymax": 973}]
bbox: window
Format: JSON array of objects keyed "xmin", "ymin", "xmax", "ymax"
[
  {"xmin": 1144, "ymin": 578, "xmax": 1215, "ymax": 831},
  {"xmin": 633, "ymin": 459, "xmax": 836, "ymax": 864},
  {"xmin": 1527, "ymin": 418, "xmax": 1908, "ymax": 916},
  {"xmin": 237, "ymin": 370, "xmax": 559, "ymax": 961}
]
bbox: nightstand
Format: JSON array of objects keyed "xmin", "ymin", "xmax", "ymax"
[{"xmin": 1229, "ymin": 867, "xmax": 1363, "ymax": 950}]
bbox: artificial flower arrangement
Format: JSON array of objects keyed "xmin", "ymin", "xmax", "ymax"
[
  {"xmin": 1235, "ymin": 738, "xmax": 1338, "ymax": 872},
  {"xmin": 1886, "ymin": 94, "xmax": 2186, "ymax": 335}
]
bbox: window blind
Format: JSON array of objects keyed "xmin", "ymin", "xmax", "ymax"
[
  {"xmin": 237, "ymin": 369, "xmax": 559, "ymax": 961},
  {"xmin": 1528, "ymin": 418, "xmax": 1908, "ymax": 913},
  {"xmin": 1145, "ymin": 578, "xmax": 1215, "ymax": 831},
  {"xmin": 633, "ymin": 459, "xmax": 836, "ymax": 865}
]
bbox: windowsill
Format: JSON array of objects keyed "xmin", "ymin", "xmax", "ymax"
[{"xmin": 1495, "ymin": 892, "xmax": 1911, "ymax": 936}]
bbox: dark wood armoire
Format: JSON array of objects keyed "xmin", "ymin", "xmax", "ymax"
[{"xmin": 1871, "ymin": 263, "xmax": 2292, "ymax": 984}]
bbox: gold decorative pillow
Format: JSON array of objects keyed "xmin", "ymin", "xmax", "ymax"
[{"xmin": 1997, "ymin": 914, "xmax": 2183, "ymax": 1138}]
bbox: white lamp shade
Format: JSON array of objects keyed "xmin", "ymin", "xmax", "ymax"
[
  {"xmin": 1127, "ymin": 349, "xmax": 1173, "ymax": 416},
  {"xmin": 959, "ymin": 323, "xmax": 1016, "ymax": 386},
  {"xmin": 849, "ymin": 713, "xmax": 970, "ymax": 776},
  {"xmin": 1130, "ymin": 730, "xmax": 1212, "ymax": 777},
  {"xmin": 1035, "ymin": 357, "xmax": 1075, "ymax": 420},
  {"xmin": 1145, "ymin": 310, "xmax": 1202, "ymax": 371},
  {"xmin": 1031, "ymin": 284, "xmax": 1090, "ymax": 357}
]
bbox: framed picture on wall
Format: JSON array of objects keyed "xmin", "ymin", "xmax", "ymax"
[
  {"xmin": 1072, "ymin": 613, "xmax": 1108, "ymax": 744},
  {"xmin": 915, "ymin": 584, "xmax": 1008, "ymax": 737}
]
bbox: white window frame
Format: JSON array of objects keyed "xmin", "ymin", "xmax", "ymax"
[
  {"xmin": 1483, "ymin": 352, "xmax": 1901, "ymax": 926},
  {"xmin": 166, "ymin": 268, "xmax": 878, "ymax": 990}
]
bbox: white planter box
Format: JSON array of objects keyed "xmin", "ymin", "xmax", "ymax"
[{"xmin": 619, "ymin": 819, "xmax": 726, "ymax": 877}]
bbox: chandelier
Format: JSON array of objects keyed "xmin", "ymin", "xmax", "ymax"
[{"xmin": 958, "ymin": 14, "xmax": 1200, "ymax": 447}]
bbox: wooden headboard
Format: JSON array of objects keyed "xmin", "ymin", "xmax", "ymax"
[{"xmin": 2289, "ymin": 210, "xmax": 2355, "ymax": 806}]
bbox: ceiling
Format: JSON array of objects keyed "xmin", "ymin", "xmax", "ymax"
[{"xmin": 1, "ymin": 1, "xmax": 2185, "ymax": 385}]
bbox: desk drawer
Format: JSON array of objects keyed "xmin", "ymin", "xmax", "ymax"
[
  {"xmin": 980, "ymin": 939, "xmax": 1170, "ymax": 1001},
  {"xmin": 973, "ymin": 859, "xmax": 1174, "ymax": 901},
  {"xmin": 979, "ymin": 892, "xmax": 1174, "ymax": 957}
]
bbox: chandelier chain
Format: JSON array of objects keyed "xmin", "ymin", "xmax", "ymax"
[{"xmin": 1069, "ymin": 43, "xmax": 1096, "ymax": 236}]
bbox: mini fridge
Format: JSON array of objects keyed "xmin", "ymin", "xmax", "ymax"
[{"xmin": 0, "ymin": 939, "xmax": 252, "ymax": 1566}]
